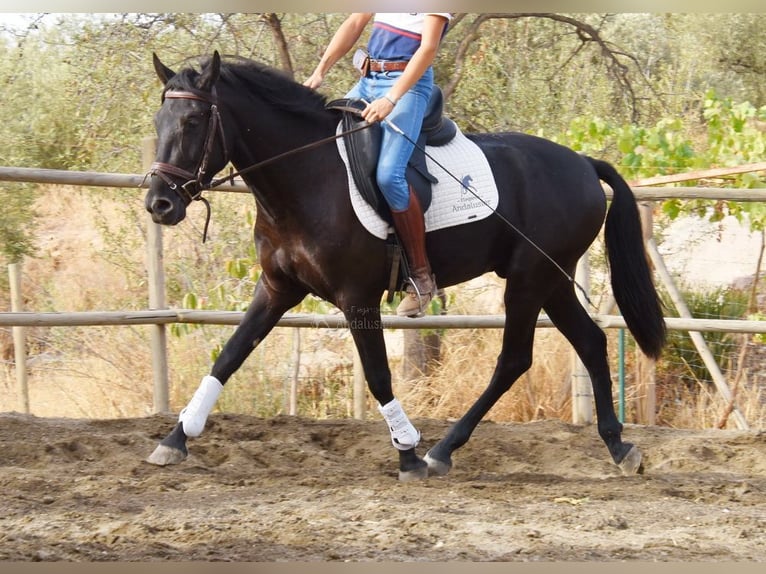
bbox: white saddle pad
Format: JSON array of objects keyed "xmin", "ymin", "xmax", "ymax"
[{"xmin": 336, "ymin": 123, "xmax": 499, "ymax": 240}]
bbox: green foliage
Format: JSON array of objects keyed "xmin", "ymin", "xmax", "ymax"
[
  {"xmin": 748, "ymin": 312, "xmax": 766, "ymax": 345},
  {"xmin": 0, "ymin": 35, "xmax": 83, "ymax": 170},
  {"xmin": 659, "ymin": 285, "xmax": 750, "ymax": 386},
  {"xmin": 550, "ymin": 90, "xmax": 766, "ymax": 231},
  {"xmin": 0, "ymin": 184, "xmax": 37, "ymax": 264},
  {"xmin": 704, "ymin": 91, "xmax": 766, "ymax": 165},
  {"xmin": 556, "ymin": 110, "xmax": 698, "ymax": 181},
  {"xmin": 445, "ymin": 15, "xmax": 634, "ymax": 135}
]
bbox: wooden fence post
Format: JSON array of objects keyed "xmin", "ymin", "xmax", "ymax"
[
  {"xmin": 142, "ymin": 136, "xmax": 169, "ymax": 413},
  {"xmin": 353, "ymin": 346, "xmax": 366, "ymax": 420},
  {"xmin": 8, "ymin": 262, "xmax": 29, "ymax": 414},
  {"xmin": 288, "ymin": 328, "xmax": 300, "ymax": 415},
  {"xmin": 571, "ymin": 253, "xmax": 594, "ymax": 424},
  {"xmin": 636, "ymin": 202, "xmax": 657, "ymax": 425}
]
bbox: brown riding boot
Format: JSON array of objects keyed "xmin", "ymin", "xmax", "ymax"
[{"xmin": 391, "ymin": 189, "xmax": 436, "ymax": 318}]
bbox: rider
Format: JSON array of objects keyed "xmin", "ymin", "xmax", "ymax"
[{"xmin": 304, "ymin": 13, "xmax": 451, "ymax": 317}]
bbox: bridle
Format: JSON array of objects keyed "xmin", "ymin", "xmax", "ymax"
[
  {"xmin": 146, "ymin": 89, "xmax": 377, "ymax": 242},
  {"xmin": 150, "ymin": 88, "xmax": 228, "ymax": 201},
  {"xmin": 148, "ymin": 87, "xmax": 228, "ymax": 241}
]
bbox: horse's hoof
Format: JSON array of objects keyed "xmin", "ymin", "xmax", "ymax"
[
  {"xmin": 618, "ymin": 444, "xmax": 643, "ymax": 475},
  {"xmin": 424, "ymin": 451, "xmax": 452, "ymax": 477},
  {"xmin": 146, "ymin": 443, "xmax": 187, "ymax": 466},
  {"xmin": 399, "ymin": 464, "xmax": 429, "ymax": 482}
]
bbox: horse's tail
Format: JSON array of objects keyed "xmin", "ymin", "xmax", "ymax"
[{"xmin": 588, "ymin": 157, "xmax": 666, "ymax": 359}]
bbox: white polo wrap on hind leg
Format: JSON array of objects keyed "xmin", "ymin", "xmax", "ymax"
[
  {"xmin": 179, "ymin": 375, "xmax": 223, "ymax": 437},
  {"xmin": 379, "ymin": 398, "xmax": 420, "ymax": 450}
]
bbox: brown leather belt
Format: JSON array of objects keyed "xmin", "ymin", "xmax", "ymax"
[{"xmin": 368, "ymin": 59, "xmax": 409, "ymax": 73}]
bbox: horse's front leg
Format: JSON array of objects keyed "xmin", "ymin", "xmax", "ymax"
[
  {"xmin": 147, "ymin": 278, "xmax": 305, "ymax": 466},
  {"xmin": 345, "ymin": 304, "xmax": 428, "ymax": 482}
]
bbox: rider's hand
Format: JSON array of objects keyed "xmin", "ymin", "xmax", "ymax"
[
  {"xmin": 303, "ymin": 72, "xmax": 324, "ymax": 90},
  {"xmin": 362, "ymin": 96, "xmax": 395, "ymax": 123}
]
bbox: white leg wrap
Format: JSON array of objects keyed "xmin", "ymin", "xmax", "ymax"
[
  {"xmin": 379, "ymin": 398, "xmax": 420, "ymax": 450},
  {"xmin": 178, "ymin": 375, "xmax": 223, "ymax": 438}
]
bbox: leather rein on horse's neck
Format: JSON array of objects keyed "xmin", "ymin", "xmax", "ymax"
[{"xmin": 147, "ymin": 90, "xmax": 370, "ymax": 242}]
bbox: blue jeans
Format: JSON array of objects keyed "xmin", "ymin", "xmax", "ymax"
[{"xmin": 346, "ymin": 68, "xmax": 434, "ymax": 211}]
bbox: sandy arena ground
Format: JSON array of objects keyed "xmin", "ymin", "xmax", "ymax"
[{"xmin": 0, "ymin": 412, "xmax": 764, "ymax": 561}]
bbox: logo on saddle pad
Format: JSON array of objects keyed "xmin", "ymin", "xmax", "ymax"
[
  {"xmin": 337, "ymin": 127, "xmax": 500, "ymax": 240},
  {"xmin": 454, "ymin": 175, "xmax": 487, "ymax": 212}
]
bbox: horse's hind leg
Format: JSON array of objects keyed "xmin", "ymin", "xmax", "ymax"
[
  {"xmin": 543, "ymin": 285, "xmax": 643, "ymax": 474},
  {"xmin": 147, "ymin": 278, "xmax": 305, "ymax": 466},
  {"xmin": 344, "ymin": 304, "xmax": 428, "ymax": 481},
  {"xmin": 425, "ymin": 286, "xmax": 541, "ymax": 477}
]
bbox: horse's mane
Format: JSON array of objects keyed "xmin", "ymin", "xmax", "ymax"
[{"xmin": 167, "ymin": 54, "xmax": 332, "ymax": 122}]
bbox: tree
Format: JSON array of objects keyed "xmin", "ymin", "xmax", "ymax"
[{"xmin": 442, "ymin": 14, "xmax": 650, "ymax": 120}]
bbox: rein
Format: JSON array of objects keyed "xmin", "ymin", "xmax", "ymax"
[
  {"xmin": 148, "ymin": 90, "xmax": 371, "ymax": 242},
  {"xmin": 208, "ymin": 122, "xmax": 372, "ymax": 188}
]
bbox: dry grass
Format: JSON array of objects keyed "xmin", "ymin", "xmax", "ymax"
[
  {"xmin": 656, "ymin": 381, "xmax": 764, "ymax": 429},
  {"xmin": 397, "ymin": 328, "xmax": 574, "ymax": 423}
]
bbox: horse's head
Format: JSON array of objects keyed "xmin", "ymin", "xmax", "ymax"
[{"xmin": 145, "ymin": 51, "xmax": 228, "ymax": 226}]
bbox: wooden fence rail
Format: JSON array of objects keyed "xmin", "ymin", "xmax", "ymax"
[
  {"xmin": 3, "ymin": 309, "xmax": 766, "ymax": 332},
  {"xmin": 3, "ymin": 165, "xmax": 766, "ymax": 201}
]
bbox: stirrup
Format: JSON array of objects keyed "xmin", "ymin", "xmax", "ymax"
[{"xmin": 397, "ymin": 275, "xmax": 434, "ymax": 318}]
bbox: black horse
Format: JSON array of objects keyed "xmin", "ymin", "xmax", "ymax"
[{"xmin": 144, "ymin": 52, "xmax": 665, "ymax": 480}]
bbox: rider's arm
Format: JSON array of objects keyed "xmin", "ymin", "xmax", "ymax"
[
  {"xmin": 385, "ymin": 14, "xmax": 448, "ymax": 104},
  {"xmin": 304, "ymin": 13, "xmax": 373, "ymax": 89}
]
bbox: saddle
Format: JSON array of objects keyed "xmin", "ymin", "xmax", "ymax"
[{"xmin": 327, "ymin": 86, "xmax": 458, "ymax": 224}]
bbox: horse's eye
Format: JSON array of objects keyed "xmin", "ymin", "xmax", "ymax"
[{"xmin": 184, "ymin": 115, "xmax": 203, "ymax": 129}]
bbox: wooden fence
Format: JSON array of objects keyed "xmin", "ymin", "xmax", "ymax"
[{"xmin": 2, "ymin": 158, "xmax": 766, "ymax": 430}]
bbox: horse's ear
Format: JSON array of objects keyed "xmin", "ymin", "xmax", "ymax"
[
  {"xmin": 198, "ymin": 51, "xmax": 221, "ymax": 92},
  {"xmin": 153, "ymin": 52, "xmax": 175, "ymax": 85}
]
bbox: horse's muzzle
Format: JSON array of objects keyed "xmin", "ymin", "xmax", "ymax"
[{"xmin": 146, "ymin": 194, "xmax": 186, "ymax": 225}]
